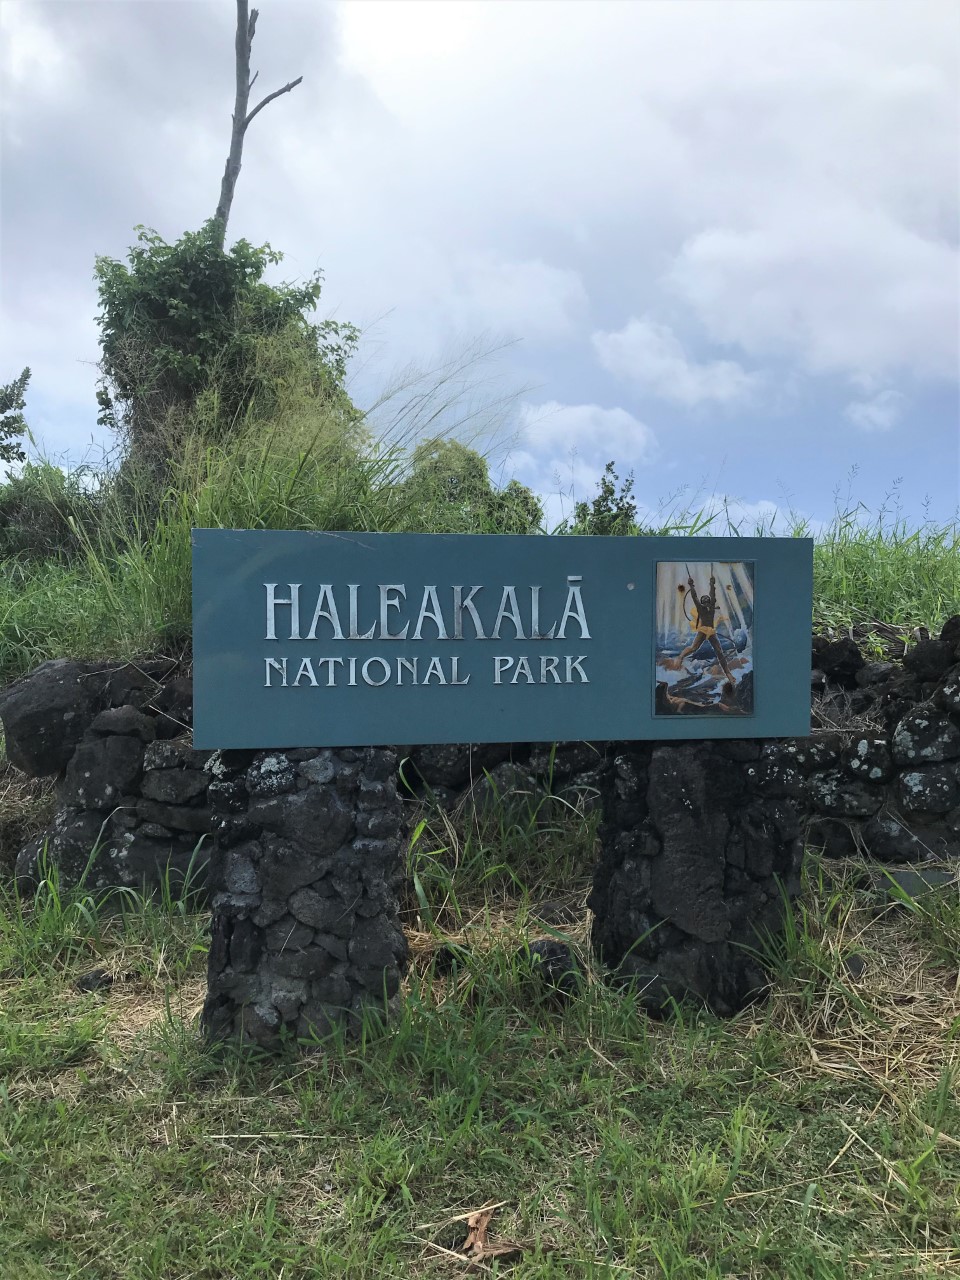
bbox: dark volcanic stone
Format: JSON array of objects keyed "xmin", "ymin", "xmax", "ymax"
[
  {"xmin": 939, "ymin": 615, "xmax": 960, "ymax": 648},
  {"xmin": 0, "ymin": 659, "xmax": 109, "ymax": 776},
  {"xmin": 892, "ymin": 709, "xmax": 960, "ymax": 765},
  {"xmin": 245, "ymin": 754, "xmax": 297, "ymax": 797},
  {"xmin": 141, "ymin": 768, "xmax": 208, "ymax": 805},
  {"xmin": 405, "ymin": 742, "xmax": 516, "ymax": 791},
  {"xmin": 136, "ymin": 799, "xmax": 211, "ymax": 834},
  {"xmin": 590, "ymin": 743, "xmax": 802, "ymax": 1018},
  {"xmin": 91, "ymin": 706, "xmax": 156, "ymax": 741},
  {"xmin": 934, "ymin": 669, "xmax": 960, "ymax": 715},
  {"xmin": 75, "ymin": 969, "xmax": 114, "ymax": 993},
  {"xmin": 203, "ymin": 747, "xmax": 407, "ymax": 1049},
  {"xmin": 528, "ymin": 741, "xmax": 606, "ymax": 785},
  {"xmin": 144, "ymin": 740, "xmax": 212, "ymax": 771},
  {"xmin": 248, "ymin": 788, "xmax": 355, "ymax": 856},
  {"xmin": 786, "ymin": 735, "xmax": 843, "ymax": 773},
  {"xmin": 147, "ymin": 677, "xmax": 194, "ymax": 738},
  {"xmin": 856, "ymin": 662, "xmax": 897, "ymax": 688},
  {"xmin": 60, "ymin": 735, "xmax": 146, "ymax": 810},
  {"xmin": 429, "ymin": 942, "xmax": 470, "ymax": 975},
  {"xmin": 808, "ymin": 771, "xmax": 884, "ymax": 818},
  {"xmin": 861, "ymin": 812, "xmax": 933, "ymax": 863},
  {"xmin": 903, "ymin": 639, "xmax": 956, "ymax": 683},
  {"xmin": 882, "ymin": 866, "xmax": 959, "ymax": 901},
  {"xmin": 805, "ymin": 818, "xmax": 858, "ymax": 859},
  {"xmin": 896, "ymin": 766, "xmax": 960, "ymax": 817},
  {"xmin": 817, "ymin": 638, "xmax": 865, "ymax": 686},
  {"xmin": 521, "ymin": 939, "xmax": 585, "ymax": 999},
  {"xmin": 842, "ymin": 953, "xmax": 868, "ymax": 981},
  {"xmin": 842, "ymin": 737, "xmax": 894, "ymax": 783}
]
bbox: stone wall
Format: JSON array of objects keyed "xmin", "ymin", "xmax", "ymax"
[
  {"xmin": 1, "ymin": 615, "xmax": 959, "ymax": 1038},
  {"xmin": 0, "ymin": 658, "xmax": 205, "ymax": 894},
  {"xmin": 3, "ymin": 619, "xmax": 960, "ymax": 891}
]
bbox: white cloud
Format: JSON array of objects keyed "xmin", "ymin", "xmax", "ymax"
[
  {"xmin": 668, "ymin": 208, "xmax": 958, "ymax": 383},
  {"xmin": 592, "ymin": 317, "xmax": 760, "ymax": 406},
  {"xmin": 508, "ymin": 400, "xmax": 659, "ymax": 529},
  {"xmin": 518, "ymin": 400, "xmax": 659, "ymax": 463},
  {"xmin": 844, "ymin": 388, "xmax": 907, "ymax": 432},
  {"xmin": 449, "ymin": 255, "xmax": 587, "ymax": 342}
]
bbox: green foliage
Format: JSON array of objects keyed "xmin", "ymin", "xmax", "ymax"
[
  {"xmin": 397, "ymin": 438, "xmax": 542, "ymax": 534},
  {"xmin": 0, "ymin": 367, "xmax": 30, "ymax": 468},
  {"xmin": 560, "ymin": 460, "xmax": 643, "ymax": 536},
  {"xmin": 0, "ymin": 461, "xmax": 103, "ymax": 562},
  {"xmin": 94, "ymin": 221, "xmax": 360, "ymax": 458}
]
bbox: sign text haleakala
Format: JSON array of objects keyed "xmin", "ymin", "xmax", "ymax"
[{"xmin": 263, "ymin": 578, "xmax": 591, "ymax": 689}]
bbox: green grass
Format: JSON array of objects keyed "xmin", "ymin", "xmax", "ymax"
[
  {"xmin": 810, "ymin": 513, "xmax": 960, "ymax": 635},
  {"xmin": 1, "ymin": 830, "xmax": 958, "ymax": 1279}
]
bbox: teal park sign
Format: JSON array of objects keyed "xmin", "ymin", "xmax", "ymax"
[{"xmin": 192, "ymin": 530, "xmax": 814, "ymax": 749}]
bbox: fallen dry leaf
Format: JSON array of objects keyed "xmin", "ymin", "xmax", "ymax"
[
  {"xmin": 459, "ymin": 1206, "xmax": 528, "ymax": 1270},
  {"xmin": 461, "ymin": 1208, "xmax": 494, "ymax": 1257},
  {"xmin": 465, "ymin": 1242, "xmax": 526, "ymax": 1272}
]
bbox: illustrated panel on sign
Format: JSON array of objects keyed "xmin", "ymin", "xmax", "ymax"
[{"xmin": 654, "ymin": 560, "xmax": 755, "ymax": 718}]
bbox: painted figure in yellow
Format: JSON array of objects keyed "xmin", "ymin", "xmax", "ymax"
[{"xmin": 674, "ymin": 571, "xmax": 735, "ymax": 684}]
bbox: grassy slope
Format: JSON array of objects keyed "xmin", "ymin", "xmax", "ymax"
[
  {"xmin": 1, "ymin": 419, "xmax": 958, "ymax": 687},
  {"xmin": 1, "ymin": 818, "xmax": 958, "ymax": 1280}
]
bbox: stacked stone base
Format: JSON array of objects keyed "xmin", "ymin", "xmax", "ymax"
[
  {"xmin": 200, "ymin": 747, "xmax": 407, "ymax": 1048},
  {"xmin": 589, "ymin": 742, "xmax": 804, "ymax": 1016}
]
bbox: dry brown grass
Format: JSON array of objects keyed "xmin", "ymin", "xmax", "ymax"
[{"xmin": 0, "ymin": 756, "xmax": 54, "ymax": 874}]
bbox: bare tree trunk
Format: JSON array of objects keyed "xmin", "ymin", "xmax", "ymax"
[{"xmin": 213, "ymin": 1, "xmax": 303, "ymax": 249}]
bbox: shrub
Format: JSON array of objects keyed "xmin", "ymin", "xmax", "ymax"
[{"xmin": 0, "ymin": 462, "xmax": 103, "ymax": 563}]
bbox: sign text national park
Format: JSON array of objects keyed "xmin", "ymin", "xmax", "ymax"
[{"xmin": 192, "ymin": 530, "xmax": 813, "ymax": 748}]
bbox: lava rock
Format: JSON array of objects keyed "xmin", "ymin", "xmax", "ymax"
[
  {"xmin": 805, "ymin": 818, "xmax": 858, "ymax": 859},
  {"xmin": 246, "ymin": 754, "xmax": 298, "ymax": 797},
  {"xmin": 904, "ymin": 639, "xmax": 956, "ymax": 683},
  {"xmin": 428, "ymin": 942, "xmax": 471, "ymax": 976},
  {"xmin": 59, "ymin": 735, "xmax": 146, "ymax": 810},
  {"xmin": 136, "ymin": 799, "xmax": 211, "ymax": 834},
  {"xmin": 405, "ymin": 742, "xmax": 517, "ymax": 791},
  {"xmin": 0, "ymin": 659, "xmax": 109, "ymax": 776},
  {"xmin": 841, "ymin": 953, "xmax": 868, "ymax": 980},
  {"xmin": 808, "ymin": 771, "xmax": 884, "ymax": 818},
  {"xmin": 861, "ymin": 812, "xmax": 933, "ymax": 863},
  {"xmin": 842, "ymin": 737, "xmax": 894, "ymax": 783},
  {"xmin": 784, "ymin": 735, "xmax": 843, "ymax": 773},
  {"xmin": 147, "ymin": 677, "xmax": 193, "ymax": 738},
  {"xmin": 817, "ymin": 638, "xmax": 865, "ymax": 686},
  {"xmin": 856, "ymin": 662, "xmax": 897, "ymax": 688},
  {"xmin": 14, "ymin": 809, "xmax": 106, "ymax": 892},
  {"xmin": 90, "ymin": 706, "xmax": 156, "ymax": 742},
  {"xmin": 141, "ymin": 768, "xmax": 208, "ymax": 805},
  {"xmin": 891, "ymin": 709, "xmax": 960, "ymax": 765},
  {"xmin": 144, "ymin": 740, "xmax": 212, "ymax": 771},
  {"xmin": 521, "ymin": 939, "xmax": 586, "ymax": 999},
  {"xmin": 75, "ymin": 969, "xmax": 115, "ymax": 993},
  {"xmin": 881, "ymin": 866, "xmax": 959, "ymax": 900},
  {"xmin": 896, "ymin": 766, "xmax": 960, "ymax": 817},
  {"xmin": 934, "ymin": 669, "xmax": 960, "ymax": 715}
]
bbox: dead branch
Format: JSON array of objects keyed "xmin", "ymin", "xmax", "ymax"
[{"xmin": 213, "ymin": 1, "xmax": 303, "ymax": 246}]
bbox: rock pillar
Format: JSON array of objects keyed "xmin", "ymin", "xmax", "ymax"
[
  {"xmin": 201, "ymin": 746, "xmax": 408, "ymax": 1048},
  {"xmin": 589, "ymin": 742, "xmax": 804, "ymax": 1016}
]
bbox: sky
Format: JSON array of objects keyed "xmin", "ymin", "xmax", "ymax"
[{"xmin": 1, "ymin": 0, "xmax": 958, "ymax": 530}]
